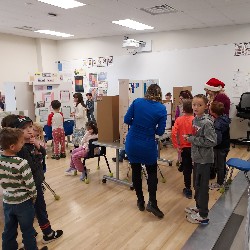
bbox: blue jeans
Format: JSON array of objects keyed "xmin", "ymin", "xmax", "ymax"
[{"xmin": 2, "ymin": 199, "xmax": 37, "ymax": 250}]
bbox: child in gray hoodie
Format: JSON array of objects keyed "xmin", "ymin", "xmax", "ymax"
[{"xmin": 184, "ymin": 94, "xmax": 217, "ymax": 224}]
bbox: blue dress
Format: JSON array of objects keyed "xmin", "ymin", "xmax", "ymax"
[{"xmin": 124, "ymin": 98, "xmax": 167, "ymax": 165}]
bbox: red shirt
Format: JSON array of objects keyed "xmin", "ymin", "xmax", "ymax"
[{"xmin": 172, "ymin": 115, "xmax": 194, "ymax": 149}]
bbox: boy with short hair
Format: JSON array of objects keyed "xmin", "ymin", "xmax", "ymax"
[
  {"xmin": 172, "ymin": 99, "xmax": 194, "ymax": 199},
  {"xmin": 2, "ymin": 115, "xmax": 63, "ymax": 244},
  {"xmin": 86, "ymin": 93, "xmax": 96, "ymax": 122},
  {"xmin": 184, "ymin": 94, "xmax": 217, "ymax": 224},
  {"xmin": 209, "ymin": 101, "xmax": 231, "ymax": 189},
  {"xmin": 0, "ymin": 127, "xmax": 40, "ymax": 250},
  {"xmin": 47, "ymin": 100, "xmax": 66, "ymax": 160}
]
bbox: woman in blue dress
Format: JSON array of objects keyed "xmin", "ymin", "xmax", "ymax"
[{"xmin": 124, "ymin": 84, "xmax": 167, "ymax": 218}]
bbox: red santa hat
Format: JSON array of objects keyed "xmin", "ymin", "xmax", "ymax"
[{"xmin": 204, "ymin": 78, "xmax": 225, "ymax": 92}]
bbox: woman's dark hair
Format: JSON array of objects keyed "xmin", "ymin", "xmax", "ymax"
[
  {"xmin": 179, "ymin": 90, "xmax": 193, "ymax": 99},
  {"xmin": 86, "ymin": 121, "xmax": 98, "ymax": 135},
  {"xmin": 144, "ymin": 84, "xmax": 162, "ymax": 102},
  {"xmin": 182, "ymin": 99, "xmax": 193, "ymax": 114},
  {"xmin": 73, "ymin": 93, "xmax": 86, "ymax": 107}
]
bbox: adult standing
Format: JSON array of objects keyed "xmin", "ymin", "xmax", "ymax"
[
  {"xmin": 71, "ymin": 93, "xmax": 87, "ymax": 147},
  {"xmin": 204, "ymin": 78, "xmax": 231, "ymax": 116},
  {"xmin": 124, "ymin": 84, "xmax": 167, "ymax": 218}
]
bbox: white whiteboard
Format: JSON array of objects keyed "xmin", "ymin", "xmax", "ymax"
[{"xmin": 106, "ymin": 43, "xmax": 250, "ymax": 101}]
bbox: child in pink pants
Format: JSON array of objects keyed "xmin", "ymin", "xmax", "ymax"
[{"xmin": 65, "ymin": 121, "xmax": 98, "ymax": 181}]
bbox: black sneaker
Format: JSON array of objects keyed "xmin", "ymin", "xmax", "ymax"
[
  {"xmin": 51, "ymin": 155, "xmax": 60, "ymax": 160},
  {"xmin": 146, "ymin": 201, "xmax": 164, "ymax": 218},
  {"xmin": 42, "ymin": 230, "xmax": 63, "ymax": 244},
  {"xmin": 137, "ymin": 200, "xmax": 145, "ymax": 211},
  {"xmin": 183, "ymin": 188, "xmax": 192, "ymax": 199},
  {"xmin": 60, "ymin": 153, "xmax": 66, "ymax": 158},
  {"xmin": 112, "ymin": 157, "xmax": 123, "ymax": 162},
  {"xmin": 124, "ymin": 156, "xmax": 129, "ymax": 161},
  {"xmin": 20, "ymin": 247, "xmax": 48, "ymax": 250}
]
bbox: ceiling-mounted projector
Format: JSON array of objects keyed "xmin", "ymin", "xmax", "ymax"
[{"xmin": 122, "ymin": 39, "xmax": 140, "ymax": 49}]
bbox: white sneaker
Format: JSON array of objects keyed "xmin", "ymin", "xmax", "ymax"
[
  {"xmin": 186, "ymin": 212, "xmax": 209, "ymax": 225},
  {"xmin": 65, "ymin": 167, "xmax": 77, "ymax": 176},
  {"xmin": 184, "ymin": 206, "xmax": 199, "ymax": 214},
  {"xmin": 209, "ymin": 183, "xmax": 221, "ymax": 190}
]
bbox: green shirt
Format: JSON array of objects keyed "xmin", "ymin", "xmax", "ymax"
[{"xmin": 0, "ymin": 155, "xmax": 37, "ymax": 204}]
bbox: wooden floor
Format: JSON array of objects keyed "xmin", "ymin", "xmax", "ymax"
[{"xmin": 0, "ymin": 144, "xmax": 250, "ymax": 250}]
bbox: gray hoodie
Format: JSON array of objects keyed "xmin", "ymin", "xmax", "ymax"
[{"xmin": 187, "ymin": 114, "xmax": 217, "ymax": 164}]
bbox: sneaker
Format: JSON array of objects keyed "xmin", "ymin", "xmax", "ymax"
[
  {"xmin": 183, "ymin": 188, "xmax": 192, "ymax": 199},
  {"xmin": 51, "ymin": 155, "xmax": 60, "ymax": 160},
  {"xmin": 60, "ymin": 153, "xmax": 66, "ymax": 158},
  {"xmin": 184, "ymin": 206, "xmax": 199, "ymax": 214},
  {"xmin": 137, "ymin": 200, "xmax": 145, "ymax": 211},
  {"xmin": 209, "ymin": 183, "xmax": 221, "ymax": 190},
  {"xmin": 20, "ymin": 247, "xmax": 48, "ymax": 250},
  {"xmin": 80, "ymin": 171, "xmax": 87, "ymax": 181},
  {"xmin": 146, "ymin": 201, "xmax": 164, "ymax": 218},
  {"xmin": 186, "ymin": 212, "xmax": 209, "ymax": 225},
  {"xmin": 65, "ymin": 167, "xmax": 77, "ymax": 176},
  {"xmin": 112, "ymin": 157, "xmax": 123, "ymax": 163},
  {"xmin": 42, "ymin": 230, "xmax": 63, "ymax": 244}
]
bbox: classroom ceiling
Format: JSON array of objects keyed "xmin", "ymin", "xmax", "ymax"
[{"xmin": 1, "ymin": 0, "xmax": 250, "ymax": 40}]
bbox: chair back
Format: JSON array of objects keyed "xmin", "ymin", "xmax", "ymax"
[
  {"xmin": 63, "ymin": 120, "xmax": 74, "ymax": 136},
  {"xmin": 237, "ymin": 92, "xmax": 250, "ymax": 112},
  {"xmin": 43, "ymin": 125, "xmax": 53, "ymax": 141},
  {"xmin": 88, "ymin": 138, "xmax": 106, "ymax": 158}
]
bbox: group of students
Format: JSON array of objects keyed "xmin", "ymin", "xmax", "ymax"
[{"xmin": 172, "ymin": 77, "xmax": 231, "ymax": 224}]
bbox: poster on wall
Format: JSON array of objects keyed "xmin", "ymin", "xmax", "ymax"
[
  {"xmin": 60, "ymin": 90, "xmax": 70, "ymax": 103},
  {"xmin": 98, "ymin": 72, "xmax": 107, "ymax": 81},
  {"xmin": 89, "ymin": 87, "xmax": 98, "ymax": 101},
  {"xmin": 74, "ymin": 75, "xmax": 84, "ymax": 92},
  {"xmin": 42, "ymin": 92, "xmax": 54, "ymax": 104},
  {"xmin": 61, "ymin": 106, "xmax": 71, "ymax": 119},
  {"xmin": 39, "ymin": 108, "xmax": 49, "ymax": 122},
  {"xmin": 89, "ymin": 73, "xmax": 98, "ymax": 87}
]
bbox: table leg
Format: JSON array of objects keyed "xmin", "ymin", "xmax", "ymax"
[{"xmin": 116, "ymin": 148, "xmax": 119, "ymax": 179}]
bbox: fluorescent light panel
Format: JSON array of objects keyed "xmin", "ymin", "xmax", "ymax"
[
  {"xmin": 37, "ymin": 0, "xmax": 85, "ymax": 9},
  {"xmin": 112, "ymin": 19, "xmax": 154, "ymax": 30},
  {"xmin": 35, "ymin": 30, "xmax": 74, "ymax": 38}
]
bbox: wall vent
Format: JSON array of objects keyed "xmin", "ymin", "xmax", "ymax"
[
  {"xmin": 14, "ymin": 26, "xmax": 35, "ymax": 31},
  {"xmin": 141, "ymin": 4, "xmax": 178, "ymax": 15}
]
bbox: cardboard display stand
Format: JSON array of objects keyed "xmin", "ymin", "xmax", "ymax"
[
  {"xmin": 97, "ymin": 96, "xmax": 119, "ymax": 142},
  {"xmin": 173, "ymin": 86, "xmax": 192, "ymax": 120}
]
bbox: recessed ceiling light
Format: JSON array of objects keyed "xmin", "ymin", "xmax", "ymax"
[
  {"xmin": 34, "ymin": 30, "xmax": 74, "ymax": 37},
  {"xmin": 37, "ymin": 0, "xmax": 85, "ymax": 9},
  {"xmin": 112, "ymin": 19, "xmax": 154, "ymax": 30}
]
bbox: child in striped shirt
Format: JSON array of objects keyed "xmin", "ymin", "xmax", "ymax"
[{"xmin": 0, "ymin": 128, "xmax": 41, "ymax": 250}]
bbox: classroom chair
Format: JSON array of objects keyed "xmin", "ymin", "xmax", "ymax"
[{"xmin": 81, "ymin": 138, "xmax": 113, "ymax": 184}]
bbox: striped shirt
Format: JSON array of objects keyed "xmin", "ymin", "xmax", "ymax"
[{"xmin": 0, "ymin": 155, "xmax": 37, "ymax": 204}]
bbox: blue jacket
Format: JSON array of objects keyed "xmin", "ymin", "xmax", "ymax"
[
  {"xmin": 124, "ymin": 98, "xmax": 167, "ymax": 165},
  {"xmin": 214, "ymin": 115, "xmax": 230, "ymax": 150}
]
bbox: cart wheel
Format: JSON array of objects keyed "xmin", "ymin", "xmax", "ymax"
[
  {"xmin": 97, "ymin": 166, "xmax": 100, "ymax": 170},
  {"xmin": 85, "ymin": 178, "xmax": 89, "ymax": 184},
  {"xmin": 169, "ymin": 162, "xmax": 173, "ymax": 167},
  {"xmin": 54, "ymin": 195, "xmax": 60, "ymax": 200},
  {"xmin": 176, "ymin": 161, "xmax": 180, "ymax": 166},
  {"xmin": 219, "ymin": 187, "xmax": 225, "ymax": 193},
  {"xmin": 161, "ymin": 178, "xmax": 166, "ymax": 183},
  {"xmin": 130, "ymin": 186, "xmax": 134, "ymax": 190},
  {"xmin": 109, "ymin": 172, "xmax": 113, "ymax": 177},
  {"xmin": 102, "ymin": 178, "xmax": 106, "ymax": 183}
]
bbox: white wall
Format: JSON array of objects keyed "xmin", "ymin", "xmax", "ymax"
[{"xmin": 57, "ymin": 24, "xmax": 250, "ymax": 59}]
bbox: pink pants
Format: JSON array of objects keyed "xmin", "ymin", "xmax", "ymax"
[
  {"xmin": 70, "ymin": 147, "xmax": 88, "ymax": 172},
  {"xmin": 52, "ymin": 128, "xmax": 65, "ymax": 155}
]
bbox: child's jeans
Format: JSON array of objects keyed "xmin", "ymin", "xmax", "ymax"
[
  {"xmin": 70, "ymin": 146, "xmax": 88, "ymax": 172},
  {"xmin": 193, "ymin": 163, "xmax": 211, "ymax": 218},
  {"xmin": 214, "ymin": 148, "xmax": 229, "ymax": 185},
  {"xmin": 181, "ymin": 147, "xmax": 193, "ymax": 189},
  {"xmin": 52, "ymin": 128, "xmax": 65, "ymax": 155},
  {"xmin": 2, "ymin": 199, "xmax": 37, "ymax": 250},
  {"xmin": 87, "ymin": 112, "xmax": 96, "ymax": 122}
]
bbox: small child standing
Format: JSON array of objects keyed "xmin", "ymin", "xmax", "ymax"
[
  {"xmin": 185, "ymin": 94, "xmax": 217, "ymax": 225},
  {"xmin": 0, "ymin": 128, "xmax": 41, "ymax": 250},
  {"xmin": 209, "ymin": 101, "xmax": 231, "ymax": 189},
  {"xmin": 86, "ymin": 93, "xmax": 96, "ymax": 122},
  {"xmin": 65, "ymin": 121, "xmax": 98, "ymax": 181},
  {"xmin": 2, "ymin": 115, "xmax": 63, "ymax": 244},
  {"xmin": 172, "ymin": 100, "xmax": 194, "ymax": 199},
  {"xmin": 47, "ymin": 100, "xmax": 66, "ymax": 160},
  {"xmin": 33, "ymin": 122, "xmax": 47, "ymax": 172}
]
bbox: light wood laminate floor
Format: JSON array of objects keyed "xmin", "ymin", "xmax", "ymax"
[{"xmin": 0, "ymin": 144, "xmax": 249, "ymax": 250}]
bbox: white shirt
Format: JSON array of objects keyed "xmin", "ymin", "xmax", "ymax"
[{"xmin": 74, "ymin": 104, "xmax": 87, "ymax": 129}]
